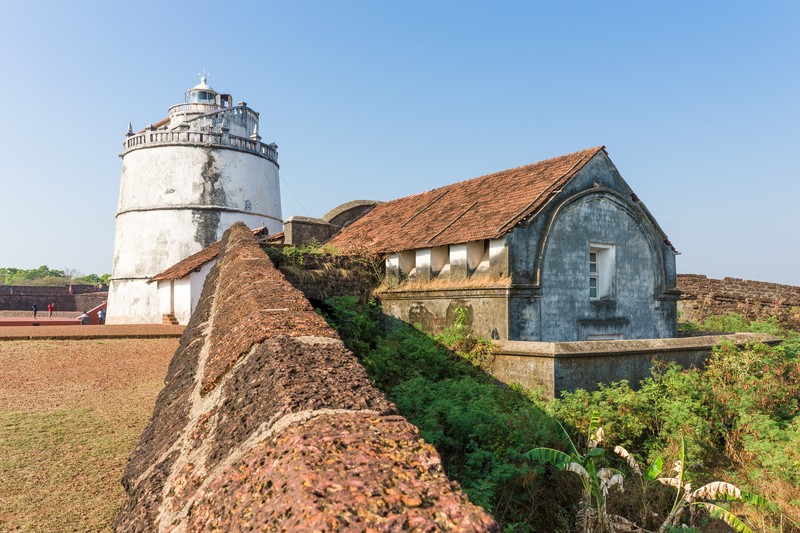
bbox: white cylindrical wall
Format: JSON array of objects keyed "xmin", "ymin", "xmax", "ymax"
[
  {"xmin": 108, "ymin": 143, "xmax": 281, "ymax": 324},
  {"xmin": 116, "ymin": 145, "xmax": 281, "ymax": 233},
  {"xmin": 108, "ymin": 278, "xmax": 161, "ymax": 324}
]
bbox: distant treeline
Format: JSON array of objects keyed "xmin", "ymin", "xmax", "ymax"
[{"xmin": 0, "ymin": 266, "xmax": 110, "ymax": 286}]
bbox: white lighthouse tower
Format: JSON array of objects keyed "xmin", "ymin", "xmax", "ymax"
[{"xmin": 107, "ymin": 75, "xmax": 282, "ymax": 324}]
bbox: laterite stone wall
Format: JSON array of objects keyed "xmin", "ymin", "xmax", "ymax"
[
  {"xmin": 114, "ymin": 222, "xmax": 495, "ymax": 531},
  {"xmin": 677, "ymin": 274, "xmax": 800, "ymax": 329}
]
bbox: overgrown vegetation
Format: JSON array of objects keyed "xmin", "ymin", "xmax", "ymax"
[
  {"xmin": 262, "ymin": 241, "xmax": 341, "ymax": 268},
  {"xmin": 322, "ymin": 300, "xmax": 800, "ymax": 532},
  {"xmin": 0, "ymin": 265, "xmax": 110, "ymax": 286},
  {"xmin": 319, "ymin": 296, "xmax": 570, "ymax": 529}
]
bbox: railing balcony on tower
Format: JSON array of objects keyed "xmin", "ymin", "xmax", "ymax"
[
  {"xmin": 121, "ymin": 130, "xmax": 278, "ymax": 164},
  {"xmin": 168, "ymin": 102, "xmax": 223, "ymax": 117}
]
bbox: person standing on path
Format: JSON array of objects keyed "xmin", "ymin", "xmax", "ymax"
[
  {"xmin": 32, "ymin": 303, "xmax": 38, "ymax": 318},
  {"xmin": 47, "ymin": 303, "xmax": 54, "ymax": 318}
]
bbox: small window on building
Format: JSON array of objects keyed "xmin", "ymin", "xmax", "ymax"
[{"xmin": 589, "ymin": 243, "xmax": 615, "ymax": 300}]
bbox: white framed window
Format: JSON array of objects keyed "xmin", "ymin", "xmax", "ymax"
[{"xmin": 589, "ymin": 243, "xmax": 615, "ymax": 300}]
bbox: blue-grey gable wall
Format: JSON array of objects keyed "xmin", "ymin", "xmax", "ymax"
[{"xmin": 507, "ymin": 152, "xmax": 678, "ymax": 341}]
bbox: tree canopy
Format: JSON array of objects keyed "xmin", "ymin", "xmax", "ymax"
[{"xmin": 0, "ymin": 266, "xmax": 110, "ymax": 286}]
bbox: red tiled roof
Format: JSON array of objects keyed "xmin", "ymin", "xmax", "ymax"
[
  {"xmin": 148, "ymin": 241, "xmax": 223, "ymax": 283},
  {"xmin": 149, "ymin": 227, "xmax": 277, "ymax": 283},
  {"xmin": 328, "ymin": 147, "xmax": 605, "ymax": 253}
]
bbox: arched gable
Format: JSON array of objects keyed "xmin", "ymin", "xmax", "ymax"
[
  {"xmin": 534, "ymin": 187, "xmax": 669, "ymax": 297},
  {"xmin": 530, "ymin": 187, "xmax": 675, "ymax": 341}
]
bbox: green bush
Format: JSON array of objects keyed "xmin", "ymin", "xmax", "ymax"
[
  {"xmin": 322, "ymin": 300, "xmax": 800, "ymax": 528},
  {"xmin": 262, "ymin": 241, "xmax": 340, "ymax": 268},
  {"xmin": 550, "ymin": 363, "xmax": 713, "ymax": 467},
  {"xmin": 318, "ymin": 296, "xmax": 381, "ymax": 355},
  {"xmin": 554, "ymin": 322, "xmax": 800, "ymax": 489},
  {"xmin": 0, "ymin": 266, "xmax": 109, "ymax": 286}
]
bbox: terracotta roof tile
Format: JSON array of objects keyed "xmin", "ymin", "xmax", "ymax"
[
  {"xmin": 149, "ymin": 241, "xmax": 223, "ymax": 283},
  {"xmin": 149, "ymin": 228, "xmax": 279, "ymax": 283},
  {"xmin": 328, "ymin": 146, "xmax": 605, "ymax": 253}
]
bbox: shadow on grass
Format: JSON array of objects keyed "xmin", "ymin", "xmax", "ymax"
[{"xmin": 317, "ymin": 296, "xmax": 579, "ymax": 532}]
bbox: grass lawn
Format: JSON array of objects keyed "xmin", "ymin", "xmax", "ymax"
[{"xmin": 0, "ymin": 338, "xmax": 176, "ymax": 531}]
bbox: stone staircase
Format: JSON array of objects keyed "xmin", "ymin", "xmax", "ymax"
[{"xmin": 161, "ymin": 313, "xmax": 179, "ymax": 325}]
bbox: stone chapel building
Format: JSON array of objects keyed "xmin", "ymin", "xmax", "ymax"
[{"xmin": 327, "ymin": 146, "xmax": 680, "ymax": 342}]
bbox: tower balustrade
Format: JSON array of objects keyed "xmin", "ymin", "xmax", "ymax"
[{"xmin": 122, "ymin": 130, "xmax": 278, "ymax": 164}]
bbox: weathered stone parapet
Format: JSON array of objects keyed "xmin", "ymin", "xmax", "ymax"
[
  {"xmin": 114, "ymin": 222, "xmax": 496, "ymax": 531},
  {"xmin": 492, "ymin": 333, "xmax": 779, "ymax": 398},
  {"xmin": 0, "ymin": 285, "xmax": 104, "ymax": 296},
  {"xmin": 283, "ymin": 215, "xmax": 335, "ymax": 245},
  {"xmin": 122, "ymin": 129, "xmax": 278, "ymax": 164},
  {"xmin": 0, "ymin": 286, "xmax": 107, "ymax": 313},
  {"xmin": 677, "ymin": 274, "xmax": 800, "ymax": 329}
]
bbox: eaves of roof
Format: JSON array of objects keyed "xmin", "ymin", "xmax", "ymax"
[{"xmin": 148, "ymin": 227, "xmax": 274, "ymax": 283}]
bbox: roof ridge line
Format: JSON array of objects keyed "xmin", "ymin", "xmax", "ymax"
[
  {"xmin": 392, "ymin": 146, "xmax": 605, "ymax": 204},
  {"xmin": 494, "ymin": 152, "xmax": 595, "ymax": 235}
]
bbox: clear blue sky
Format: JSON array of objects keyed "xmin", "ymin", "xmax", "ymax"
[{"xmin": 1, "ymin": 1, "xmax": 798, "ymax": 285}]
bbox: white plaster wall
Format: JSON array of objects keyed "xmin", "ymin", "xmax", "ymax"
[
  {"xmin": 111, "ymin": 210, "xmax": 212, "ymax": 281},
  {"xmin": 467, "ymin": 241, "xmax": 485, "ymax": 270},
  {"xmin": 157, "ymin": 281, "xmax": 172, "ymax": 315},
  {"xmin": 117, "ymin": 145, "xmax": 280, "ymax": 219},
  {"xmin": 450, "ymin": 244, "xmax": 467, "ymax": 267},
  {"xmin": 415, "ymin": 249, "xmax": 431, "ymax": 270},
  {"xmin": 190, "ymin": 261, "xmax": 215, "ymax": 318},
  {"xmin": 489, "ymin": 238, "xmax": 507, "ymax": 260},
  {"xmin": 173, "ymin": 278, "xmax": 192, "ymax": 324},
  {"xmin": 150, "ymin": 260, "xmax": 214, "ymax": 325},
  {"xmin": 386, "ymin": 254, "xmax": 400, "ymax": 276},
  {"xmin": 106, "ymin": 278, "xmax": 160, "ymax": 324},
  {"xmin": 430, "ymin": 246, "xmax": 448, "ymax": 274},
  {"xmin": 109, "ymin": 143, "xmax": 281, "ymax": 324},
  {"xmin": 399, "ymin": 251, "xmax": 416, "ymax": 274}
]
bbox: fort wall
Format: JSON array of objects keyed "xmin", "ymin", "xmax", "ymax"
[
  {"xmin": 0, "ymin": 286, "xmax": 107, "ymax": 313},
  {"xmin": 677, "ymin": 274, "xmax": 800, "ymax": 329},
  {"xmin": 114, "ymin": 222, "xmax": 495, "ymax": 531}
]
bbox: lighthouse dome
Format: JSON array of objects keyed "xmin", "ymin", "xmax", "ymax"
[{"xmin": 188, "ymin": 75, "xmax": 217, "ymax": 104}]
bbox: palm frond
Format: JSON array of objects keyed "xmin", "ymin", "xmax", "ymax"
[
  {"xmin": 695, "ymin": 502, "xmax": 754, "ymax": 533},
  {"xmin": 524, "ymin": 447, "xmax": 573, "ymax": 468},
  {"xmin": 691, "ymin": 481, "xmax": 742, "ymax": 501},
  {"xmin": 564, "ymin": 462, "xmax": 592, "ymax": 482},
  {"xmin": 555, "ymin": 420, "xmax": 580, "ymax": 457},
  {"xmin": 614, "ymin": 445, "xmax": 643, "ymax": 476}
]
